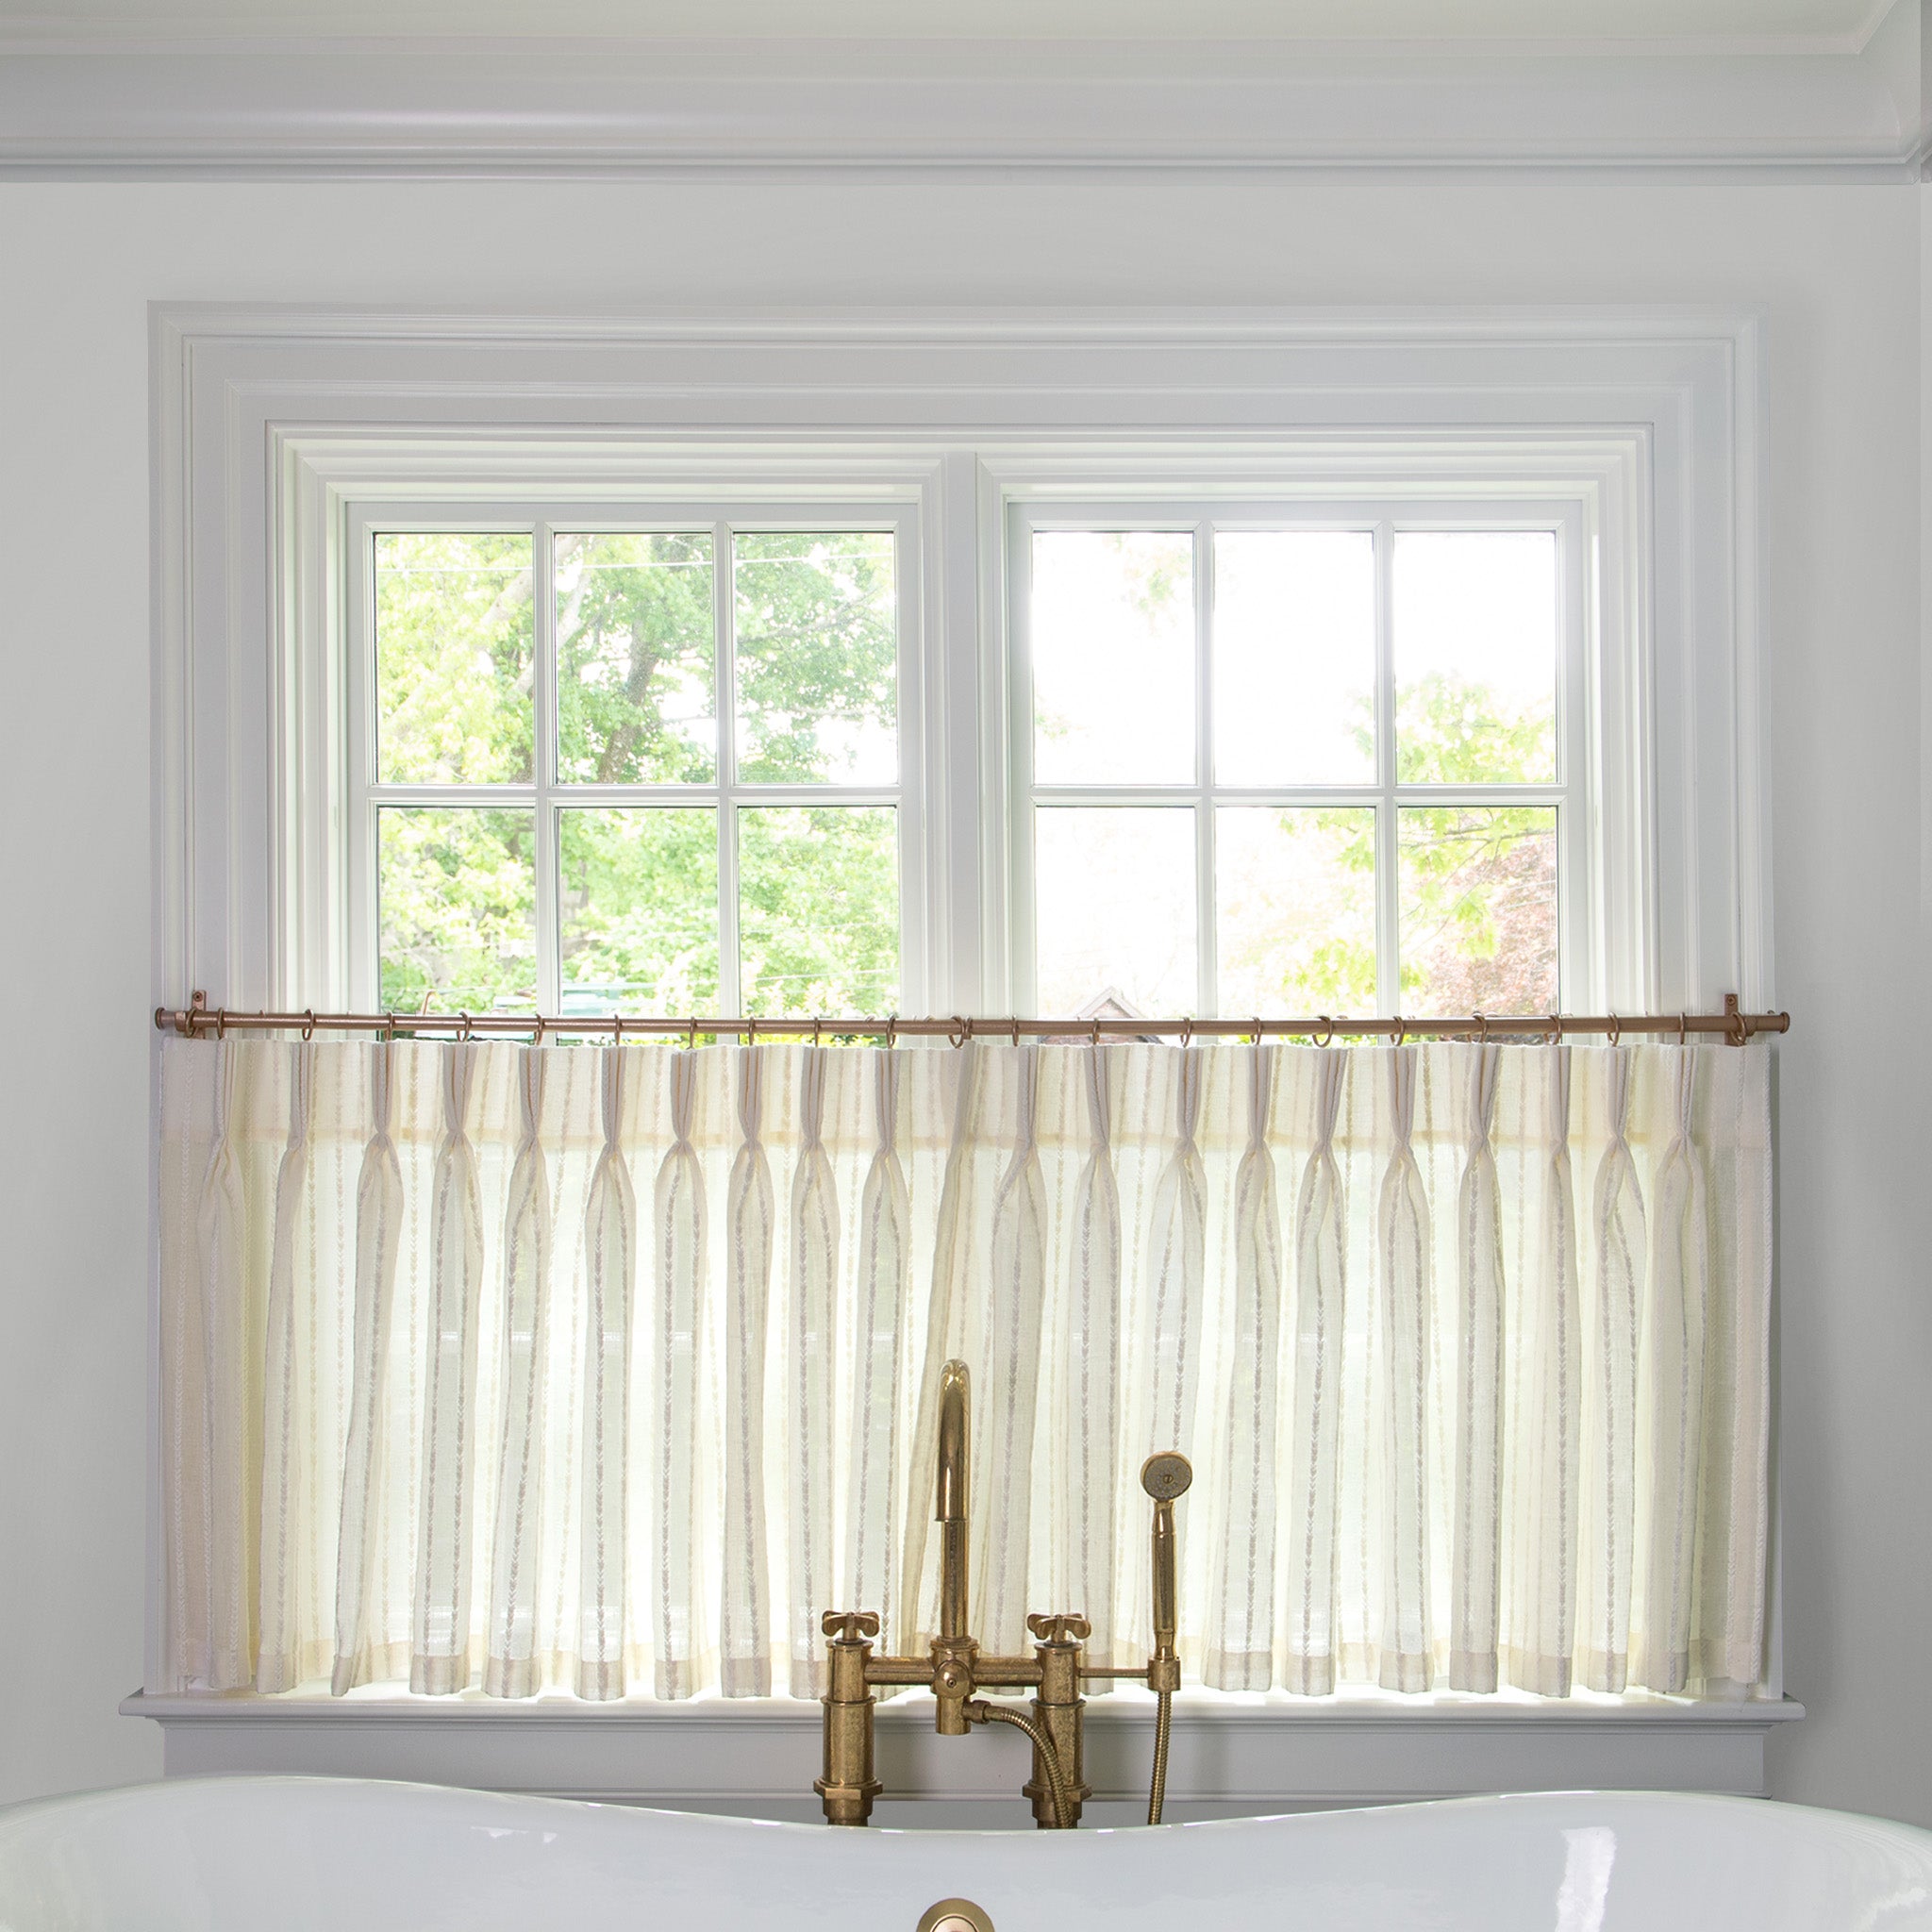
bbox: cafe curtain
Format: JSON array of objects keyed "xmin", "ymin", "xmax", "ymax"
[{"xmin": 153, "ymin": 1036, "xmax": 1772, "ymax": 1703}]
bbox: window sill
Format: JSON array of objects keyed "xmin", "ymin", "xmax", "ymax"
[{"xmin": 122, "ymin": 1687, "xmax": 1802, "ymax": 1819}]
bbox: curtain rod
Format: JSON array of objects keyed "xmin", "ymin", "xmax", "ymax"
[{"xmin": 154, "ymin": 992, "xmax": 1788, "ymax": 1047}]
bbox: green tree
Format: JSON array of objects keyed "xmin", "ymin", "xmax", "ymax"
[
  {"xmin": 1308, "ymin": 672, "xmax": 1557, "ymax": 1014},
  {"xmin": 375, "ymin": 528, "xmax": 900, "ymax": 1016}
]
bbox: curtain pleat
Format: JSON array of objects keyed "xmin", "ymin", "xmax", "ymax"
[
  {"xmin": 1283, "ymin": 1045, "xmax": 1347, "ymax": 1695},
  {"xmin": 651, "ymin": 1050, "xmax": 706, "ymax": 1700},
  {"xmin": 1449, "ymin": 1043, "xmax": 1506, "ymax": 1691},
  {"xmin": 720, "ymin": 1046, "xmax": 774, "ymax": 1697},
  {"xmin": 1633, "ymin": 1048, "xmax": 1711, "ymax": 1692},
  {"xmin": 900, "ymin": 1045, "xmax": 980, "ymax": 1649},
  {"xmin": 409, "ymin": 1043, "xmax": 484, "ymax": 1694},
  {"xmin": 1579, "ymin": 1046, "xmax": 1643, "ymax": 1691},
  {"xmin": 330, "ymin": 1041, "xmax": 404, "ymax": 1694},
  {"xmin": 1505, "ymin": 1046, "xmax": 1581, "ymax": 1695},
  {"xmin": 575, "ymin": 1048, "xmax": 635, "ymax": 1699},
  {"xmin": 1205, "ymin": 1044, "xmax": 1282, "ymax": 1690},
  {"xmin": 844, "ymin": 1050, "xmax": 908, "ymax": 1624},
  {"xmin": 256, "ymin": 1041, "xmax": 314, "ymax": 1692},
  {"xmin": 1144, "ymin": 1048, "xmax": 1208, "ymax": 1463},
  {"xmin": 154, "ymin": 1037, "xmax": 1775, "ymax": 1707},
  {"xmin": 176, "ymin": 1040, "xmax": 252, "ymax": 1690},
  {"xmin": 971, "ymin": 1047, "xmax": 1049, "ymax": 1654},
  {"xmin": 1059, "ymin": 1044, "xmax": 1122, "ymax": 1663},
  {"xmin": 787, "ymin": 1048, "xmax": 840, "ymax": 1696},
  {"xmin": 1376, "ymin": 1047, "xmax": 1433, "ymax": 1691},
  {"xmin": 483, "ymin": 1049, "xmax": 550, "ymax": 1698}
]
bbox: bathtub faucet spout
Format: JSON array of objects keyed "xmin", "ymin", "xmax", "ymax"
[{"xmin": 813, "ymin": 1358, "xmax": 1191, "ymax": 1831}]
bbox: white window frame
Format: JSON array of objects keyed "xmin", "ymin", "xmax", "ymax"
[
  {"xmin": 1004, "ymin": 496, "xmax": 1594, "ymax": 1018},
  {"xmin": 342, "ymin": 498, "xmax": 929, "ymax": 1017},
  {"xmin": 145, "ymin": 305, "xmax": 1785, "ymax": 1808}
]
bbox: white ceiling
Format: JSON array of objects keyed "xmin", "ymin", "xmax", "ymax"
[{"xmin": 0, "ymin": 0, "xmax": 1898, "ymax": 45}]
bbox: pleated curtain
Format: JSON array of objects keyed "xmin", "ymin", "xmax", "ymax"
[{"xmin": 156, "ymin": 1036, "xmax": 1773, "ymax": 1703}]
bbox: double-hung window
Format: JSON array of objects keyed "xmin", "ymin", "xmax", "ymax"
[
  {"xmin": 350, "ymin": 507, "xmax": 920, "ymax": 1020},
  {"xmin": 1009, "ymin": 506, "xmax": 1584, "ymax": 1021},
  {"xmin": 347, "ymin": 491, "xmax": 1590, "ymax": 1023},
  {"xmin": 152, "ymin": 310, "xmax": 1778, "ymax": 1802}
]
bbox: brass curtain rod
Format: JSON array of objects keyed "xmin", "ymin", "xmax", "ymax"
[{"xmin": 155, "ymin": 991, "xmax": 1789, "ymax": 1047}]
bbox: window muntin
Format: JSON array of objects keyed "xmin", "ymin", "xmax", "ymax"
[
  {"xmin": 1009, "ymin": 506, "xmax": 1582, "ymax": 1020},
  {"xmin": 353, "ymin": 511, "xmax": 912, "ymax": 1019},
  {"xmin": 343, "ymin": 489, "xmax": 1591, "ymax": 1026}
]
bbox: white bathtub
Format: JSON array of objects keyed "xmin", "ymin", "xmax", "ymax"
[{"xmin": 1, "ymin": 1777, "xmax": 1928, "ymax": 1931}]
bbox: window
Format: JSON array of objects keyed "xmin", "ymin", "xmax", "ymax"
[
  {"xmin": 341, "ymin": 492, "xmax": 1592, "ymax": 1024},
  {"xmin": 349, "ymin": 510, "xmax": 918, "ymax": 1019},
  {"xmin": 156, "ymin": 307, "xmax": 1776, "ymax": 1800},
  {"xmin": 1011, "ymin": 509, "xmax": 1581, "ymax": 1020}
]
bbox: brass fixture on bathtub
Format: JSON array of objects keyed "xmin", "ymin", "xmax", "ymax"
[
  {"xmin": 916, "ymin": 1902, "xmax": 997, "ymax": 1932},
  {"xmin": 814, "ymin": 1358, "xmax": 1192, "ymax": 1830}
]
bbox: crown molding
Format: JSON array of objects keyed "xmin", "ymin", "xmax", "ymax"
[{"xmin": 1, "ymin": 12, "xmax": 1925, "ymax": 180}]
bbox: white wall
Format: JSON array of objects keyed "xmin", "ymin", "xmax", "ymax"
[{"xmin": 0, "ymin": 177, "xmax": 1922, "ymax": 1824}]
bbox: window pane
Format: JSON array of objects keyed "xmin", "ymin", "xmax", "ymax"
[
  {"xmin": 375, "ymin": 533, "xmax": 534, "ymax": 784},
  {"xmin": 1214, "ymin": 533, "xmax": 1374, "ymax": 785},
  {"xmin": 557, "ymin": 534, "xmax": 715, "ymax": 784},
  {"xmin": 739, "ymin": 807, "xmax": 898, "ymax": 1014},
  {"xmin": 558, "ymin": 809, "xmax": 719, "ymax": 1016},
  {"xmin": 734, "ymin": 532, "xmax": 896, "ymax": 784},
  {"xmin": 1032, "ymin": 532, "xmax": 1194, "ymax": 785},
  {"xmin": 1217, "ymin": 808, "xmax": 1377, "ymax": 1015},
  {"xmin": 1035, "ymin": 808, "xmax": 1196, "ymax": 1016},
  {"xmin": 378, "ymin": 808, "xmax": 537, "ymax": 1012},
  {"xmin": 1393, "ymin": 532, "xmax": 1557, "ymax": 784},
  {"xmin": 1398, "ymin": 805, "xmax": 1557, "ymax": 1013}
]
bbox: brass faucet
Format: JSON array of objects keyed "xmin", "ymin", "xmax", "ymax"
[{"xmin": 814, "ymin": 1359, "xmax": 1192, "ymax": 1830}]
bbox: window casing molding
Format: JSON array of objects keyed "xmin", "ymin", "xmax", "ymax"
[{"xmin": 148, "ymin": 303, "xmax": 1776, "ymax": 1801}]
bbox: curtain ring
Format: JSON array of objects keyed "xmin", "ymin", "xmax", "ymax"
[
  {"xmin": 1314, "ymin": 1015, "xmax": 1334, "ymax": 1048},
  {"xmin": 1607, "ymin": 1011, "xmax": 1621, "ymax": 1048},
  {"xmin": 458, "ymin": 1010, "xmax": 474, "ymax": 1044},
  {"xmin": 744, "ymin": 1016, "xmax": 758, "ymax": 1044},
  {"xmin": 1547, "ymin": 1011, "xmax": 1563, "ymax": 1046},
  {"xmin": 1391, "ymin": 1014, "xmax": 1406, "ymax": 1049},
  {"xmin": 1249, "ymin": 1016, "xmax": 1263, "ymax": 1047},
  {"xmin": 1678, "ymin": 1011, "xmax": 1689, "ymax": 1048},
  {"xmin": 1474, "ymin": 1010, "xmax": 1488, "ymax": 1045},
  {"xmin": 301, "ymin": 1008, "xmax": 316, "ymax": 1043},
  {"xmin": 885, "ymin": 1012, "xmax": 898, "ymax": 1050},
  {"xmin": 949, "ymin": 1015, "xmax": 968, "ymax": 1049},
  {"xmin": 1727, "ymin": 1007, "xmax": 1751, "ymax": 1048},
  {"xmin": 1091, "ymin": 1016, "xmax": 1103, "ymax": 1049},
  {"xmin": 611, "ymin": 1013, "xmax": 625, "ymax": 1046},
  {"xmin": 215, "ymin": 1007, "xmax": 227, "ymax": 1041},
  {"xmin": 812, "ymin": 1015, "xmax": 824, "ymax": 1048},
  {"xmin": 1010, "ymin": 1016, "xmax": 1021, "ymax": 1048},
  {"xmin": 1178, "ymin": 1017, "xmax": 1193, "ymax": 1049},
  {"xmin": 530, "ymin": 1013, "xmax": 543, "ymax": 1045}
]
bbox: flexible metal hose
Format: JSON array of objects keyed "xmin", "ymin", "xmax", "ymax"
[
  {"xmin": 966, "ymin": 1700, "xmax": 1074, "ymax": 1829},
  {"xmin": 1147, "ymin": 1688, "xmax": 1173, "ymax": 1825}
]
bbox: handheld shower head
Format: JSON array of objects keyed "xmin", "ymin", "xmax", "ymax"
[{"xmin": 1140, "ymin": 1452, "xmax": 1192, "ymax": 1502}]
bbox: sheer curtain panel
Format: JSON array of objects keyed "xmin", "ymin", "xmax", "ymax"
[{"xmin": 155, "ymin": 1037, "xmax": 1773, "ymax": 1703}]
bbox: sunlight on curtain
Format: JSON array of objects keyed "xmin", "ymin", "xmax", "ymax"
[{"xmin": 155, "ymin": 1037, "xmax": 1771, "ymax": 1702}]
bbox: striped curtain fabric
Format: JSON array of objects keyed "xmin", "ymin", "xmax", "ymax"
[{"xmin": 155, "ymin": 1036, "xmax": 1773, "ymax": 1703}]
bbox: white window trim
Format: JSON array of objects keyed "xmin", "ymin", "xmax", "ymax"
[{"xmin": 147, "ymin": 303, "xmax": 1782, "ymax": 1807}]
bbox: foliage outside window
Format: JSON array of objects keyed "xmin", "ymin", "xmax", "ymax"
[
  {"xmin": 1021, "ymin": 522, "xmax": 1565, "ymax": 1019},
  {"xmin": 369, "ymin": 525, "xmax": 901, "ymax": 1018},
  {"xmin": 362, "ymin": 507, "xmax": 1572, "ymax": 1022}
]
